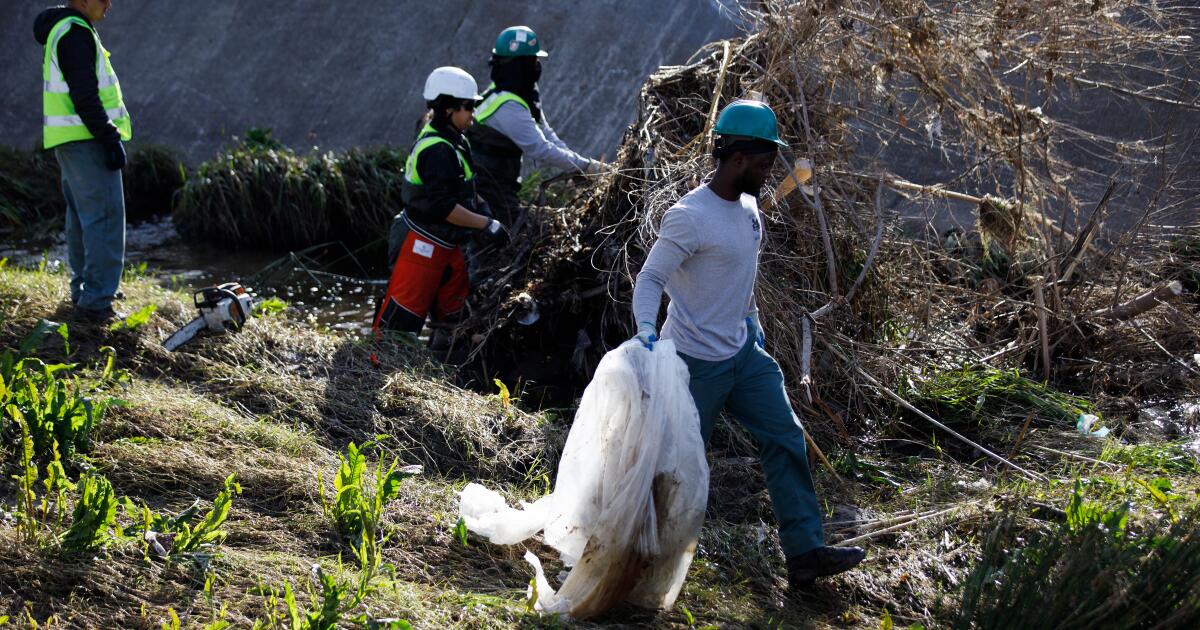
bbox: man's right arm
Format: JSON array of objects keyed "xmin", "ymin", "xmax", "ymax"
[
  {"xmin": 57, "ymin": 26, "xmax": 120, "ymax": 145},
  {"xmin": 631, "ymin": 209, "xmax": 697, "ymax": 329}
]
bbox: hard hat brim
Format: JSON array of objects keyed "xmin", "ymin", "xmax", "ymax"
[{"xmin": 491, "ymin": 47, "xmax": 549, "ymax": 58}]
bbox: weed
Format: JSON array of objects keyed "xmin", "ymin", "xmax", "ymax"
[
  {"xmin": 249, "ymin": 565, "xmax": 412, "ymax": 630},
  {"xmin": 253, "ymin": 297, "xmax": 288, "ymax": 318},
  {"xmin": 123, "ymin": 145, "xmax": 186, "ymax": 222},
  {"xmin": 18, "ymin": 319, "xmax": 69, "ymax": 356},
  {"xmin": 60, "ymin": 473, "xmax": 120, "ymax": 553},
  {"xmin": 452, "ymin": 516, "xmax": 469, "ymax": 547},
  {"xmin": 2, "ymin": 351, "xmax": 113, "ymax": 465},
  {"xmin": 320, "ymin": 441, "xmax": 420, "ymax": 579},
  {"xmin": 123, "ymin": 261, "xmax": 151, "ymax": 281},
  {"xmin": 11, "ymin": 415, "xmax": 39, "ymax": 542},
  {"xmin": 109, "ymin": 304, "xmax": 158, "ymax": 332},
  {"xmin": 172, "ymin": 473, "xmax": 241, "ymax": 554},
  {"xmin": 125, "ymin": 473, "xmax": 241, "ymax": 560},
  {"xmin": 1, "ymin": 144, "xmax": 184, "ymax": 230},
  {"xmin": 493, "ymin": 378, "xmax": 512, "ymax": 409}
]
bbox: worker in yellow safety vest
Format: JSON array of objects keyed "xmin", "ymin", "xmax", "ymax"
[
  {"xmin": 467, "ymin": 26, "xmax": 611, "ymax": 229},
  {"xmin": 34, "ymin": 0, "xmax": 132, "ymax": 323}
]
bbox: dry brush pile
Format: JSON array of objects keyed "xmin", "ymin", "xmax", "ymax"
[{"xmin": 459, "ymin": 0, "xmax": 1200, "ymax": 457}]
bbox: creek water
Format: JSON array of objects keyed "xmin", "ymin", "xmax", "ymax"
[{"xmin": 1, "ymin": 215, "xmax": 385, "ymax": 333}]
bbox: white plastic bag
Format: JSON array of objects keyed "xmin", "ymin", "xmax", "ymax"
[{"xmin": 458, "ymin": 339, "xmax": 709, "ymax": 619}]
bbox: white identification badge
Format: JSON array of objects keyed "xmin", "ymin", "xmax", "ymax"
[{"xmin": 412, "ymin": 239, "xmax": 435, "ymax": 259}]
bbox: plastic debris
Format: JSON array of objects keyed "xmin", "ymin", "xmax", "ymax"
[
  {"xmin": 1076, "ymin": 413, "xmax": 1110, "ymax": 438},
  {"xmin": 458, "ymin": 339, "xmax": 709, "ymax": 619}
]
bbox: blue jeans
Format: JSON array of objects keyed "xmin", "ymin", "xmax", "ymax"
[
  {"xmin": 677, "ymin": 327, "xmax": 826, "ymax": 558},
  {"xmin": 55, "ymin": 140, "xmax": 125, "ymax": 311}
]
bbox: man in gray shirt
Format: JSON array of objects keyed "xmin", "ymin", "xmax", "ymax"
[{"xmin": 632, "ymin": 100, "xmax": 865, "ymax": 591}]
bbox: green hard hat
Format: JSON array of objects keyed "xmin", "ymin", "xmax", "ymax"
[
  {"xmin": 714, "ymin": 99, "xmax": 788, "ymax": 147},
  {"xmin": 493, "ymin": 26, "xmax": 549, "ymax": 58}
]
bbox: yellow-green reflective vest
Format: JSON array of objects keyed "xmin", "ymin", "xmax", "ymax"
[
  {"xmin": 404, "ymin": 123, "xmax": 475, "ymax": 186},
  {"xmin": 473, "ymin": 83, "xmax": 530, "ymax": 125},
  {"xmin": 42, "ymin": 16, "xmax": 132, "ymax": 150}
]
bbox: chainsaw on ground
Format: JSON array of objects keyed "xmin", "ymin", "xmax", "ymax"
[{"xmin": 163, "ymin": 282, "xmax": 256, "ymax": 351}]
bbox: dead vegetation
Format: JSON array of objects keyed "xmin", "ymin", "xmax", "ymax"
[
  {"xmin": 2, "ymin": 0, "xmax": 1200, "ymax": 627},
  {"xmin": 460, "ymin": 0, "xmax": 1200, "ymax": 445}
]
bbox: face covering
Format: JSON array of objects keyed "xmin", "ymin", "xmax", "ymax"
[{"xmin": 490, "ymin": 56, "xmax": 543, "ymax": 122}]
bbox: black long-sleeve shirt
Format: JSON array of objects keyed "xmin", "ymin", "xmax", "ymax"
[
  {"xmin": 33, "ymin": 7, "xmax": 121, "ymax": 145},
  {"xmin": 405, "ymin": 122, "xmax": 477, "ymax": 225}
]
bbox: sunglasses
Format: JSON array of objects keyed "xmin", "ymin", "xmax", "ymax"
[{"xmin": 458, "ymin": 101, "xmax": 478, "ymax": 112}]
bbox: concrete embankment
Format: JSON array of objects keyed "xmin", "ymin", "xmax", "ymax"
[{"xmin": 0, "ymin": 0, "xmax": 738, "ymax": 162}]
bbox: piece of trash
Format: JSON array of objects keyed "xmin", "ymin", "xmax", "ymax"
[
  {"xmin": 516, "ymin": 292, "xmax": 540, "ymax": 326},
  {"xmin": 1076, "ymin": 413, "xmax": 1110, "ymax": 438}
]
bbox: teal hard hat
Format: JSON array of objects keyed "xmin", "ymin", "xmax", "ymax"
[
  {"xmin": 493, "ymin": 26, "xmax": 549, "ymax": 58},
  {"xmin": 714, "ymin": 100, "xmax": 788, "ymax": 147}
]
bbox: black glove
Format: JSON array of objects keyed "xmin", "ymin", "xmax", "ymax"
[
  {"xmin": 103, "ymin": 140, "xmax": 127, "ymax": 171},
  {"xmin": 482, "ymin": 218, "xmax": 510, "ymax": 247}
]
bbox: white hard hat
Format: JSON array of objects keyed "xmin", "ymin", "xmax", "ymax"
[{"xmin": 423, "ymin": 66, "xmax": 481, "ymax": 101}]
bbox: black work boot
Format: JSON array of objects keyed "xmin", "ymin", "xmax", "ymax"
[
  {"xmin": 73, "ymin": 305, "xmax": 122, "ymax": 324},
  {"xmin": 787, "ymin": 545, "xmax": 866, "ymax": 590}
]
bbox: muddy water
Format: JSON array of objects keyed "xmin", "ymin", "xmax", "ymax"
[{"xmin": 0, "ymin": 217, "xmax": 385, "ymax": 332}]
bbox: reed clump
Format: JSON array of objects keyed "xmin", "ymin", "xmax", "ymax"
[
  {"xmin": 0, "ymin": 144, "xmax": 186, "ymax": 229},
  {"xmin": 174, "ymin": 129, "xmax": 405, "ymax": 252}
]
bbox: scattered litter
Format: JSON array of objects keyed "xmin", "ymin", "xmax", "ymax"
[{"xmin": 1077, "ymin": 413, "xmax": 1110, "ymax": 438}]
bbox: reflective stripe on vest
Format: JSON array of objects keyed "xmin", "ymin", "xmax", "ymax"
[
  {"xmin": 42, "ymin": 16, "xmax": 132, "ymax": 149},
  {"xmin": 404, "ymin": 123, "xmax": 474, "ymax": 186},
  {"xmin": 473, "ymin": 84, "xmax": 530, "ymax": 125}
]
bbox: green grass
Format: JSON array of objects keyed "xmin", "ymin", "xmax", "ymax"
[
  {"xmin": 0, "ymin": 263, "xmax": 1197, "ymax": 629},
  {"xmin": 903, "ymin": 364, "xmax": 1094, "ymax": 427},
  {"xmin": 957, "ymin": 478, "xmax": 1200, "ymax": 629}
]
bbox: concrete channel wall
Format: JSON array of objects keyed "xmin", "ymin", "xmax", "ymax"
[{"xmin": 0, "ymin": 0, "xmax": 739, "ymax": 162}]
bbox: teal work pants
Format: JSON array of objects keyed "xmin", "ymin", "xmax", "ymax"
[{"xmin": 677, "ymin": 329, "xmax": 825, "ymax": 558}]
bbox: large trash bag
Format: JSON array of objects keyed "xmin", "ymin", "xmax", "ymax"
[{"xmin": 458, "ymin": 339, "xmax": 709, "ymax": 619}]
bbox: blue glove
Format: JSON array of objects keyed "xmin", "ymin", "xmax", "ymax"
[
  {"xmin": 635, "ymin": 321, "xmax": 658, "ymax": 351},
  {"xmin": 746, "ymin": 313, "xmax": 765, "ymax": 348}
]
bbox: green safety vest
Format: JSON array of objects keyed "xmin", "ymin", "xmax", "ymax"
[
  {"xmin": 473, "ymin": 84, "xmax": 530, "ymax": 125},
  {"xmin": 404, "ymin": 123, "xmax": 474, "ymax": 185},
  {"xmin": 42, "ymin": 16, "xmax": 132, "ymax": 150}
]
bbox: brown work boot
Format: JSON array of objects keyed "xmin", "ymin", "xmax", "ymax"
[{"xmin": 787, "ymin": 545, "xmax": 866, "ymax": 590}]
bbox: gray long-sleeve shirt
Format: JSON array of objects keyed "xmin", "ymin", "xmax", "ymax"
[
  {"xmin": 632, "ymin": 184, "xmax": 763, "ymax": 361},
  {"xmin": 485, "ymin": 100, "xmax": 594, "ymax": 173}
]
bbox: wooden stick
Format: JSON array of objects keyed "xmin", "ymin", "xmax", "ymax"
[
  {"xmin": 832, "ymin": 506, "xmax": 961, "ymax": 547},
  {"xmin": 1008, "ymin": 412, "xmax": 1036, "ymax": 461},
  {"xmin": 804, "ymin": 430, "xmax": 842, "ymax": 482},
  {"xmin": 800, "ymin": 314, "xmax": 814, "ymax": 404},
  {"xmin": 675, "ymin": 41, "xmax": 732, "ymax": 158},
  {"xmin": 1034, "ymin": 280, "xmax": 1051, "ymax": 382},
  {"xmin": 1059, "ymin": 182, "xmax": 1115, "ymax": 284},
  {"xmin": 1028, "ymin": 444, "xmax": 1120, "ymax": 468},
  {"xmin": 885, "ymin": 178, "xmax": 1075, "ymax": 242},
  {"xmin": 1091, "ymin": 281, "xmax": 1184, "ymax": 320}
]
